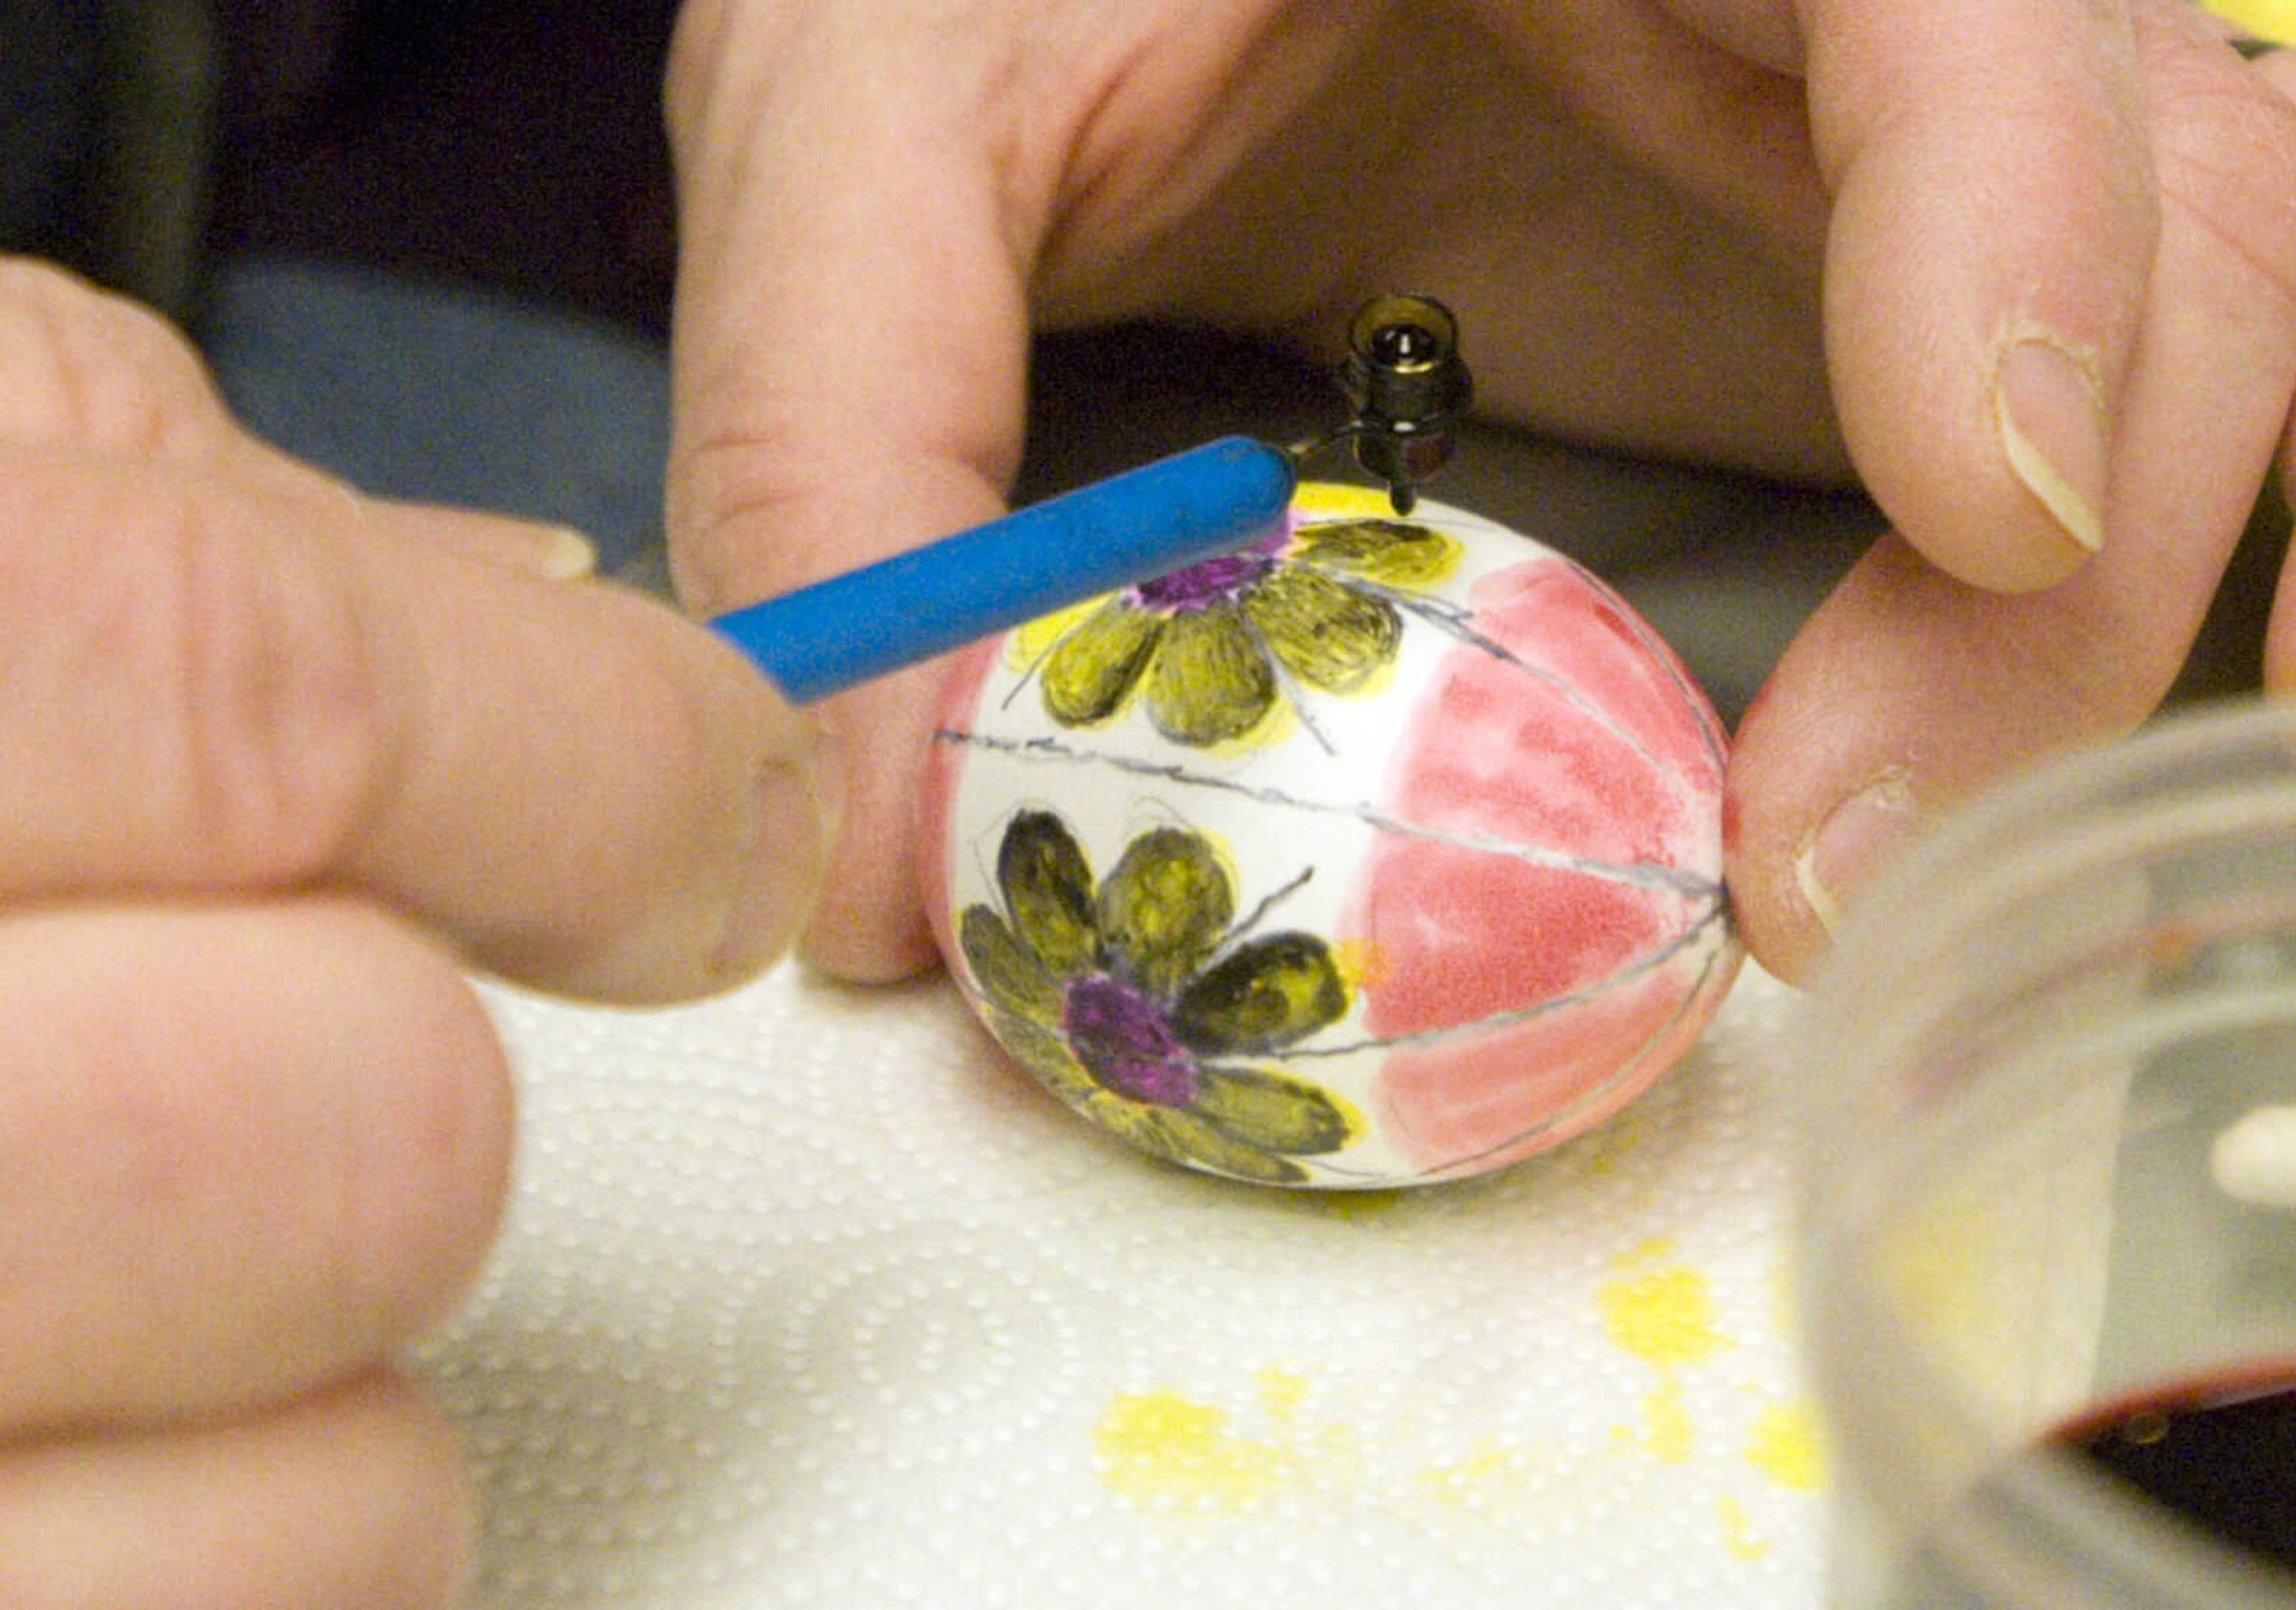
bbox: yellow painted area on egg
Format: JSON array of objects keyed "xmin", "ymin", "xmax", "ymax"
[
  {"xmin": 1330, "ymin": 935, "xmax": 1388, "ymax": 995},
  {"xmin": 1292, "ymin": 481, "xmax": 1406, "ymax": 519},
  {"xmin": 1598, "ymin": 1239, "xmax": 1731, "ymax": 1368},
  {"xmin": 1717, "ymin": 1496, "xmax": 1770, "ymax": 1562},
  {"xmin": 2202, "ymin": 0, "xmax": 2296, "ymax": 44},
  {"xmin": 1745, "ymin": 1401, "xmax": 1828, "ymax": 1492},
  {"xmin": 1006, "ymin": 594, "xmax": 1108, "ymax": 668}
]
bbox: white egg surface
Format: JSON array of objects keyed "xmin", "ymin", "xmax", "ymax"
[{"xmin": 918, "ymin": 482, "xmax": 1739, "ymax": 1187}]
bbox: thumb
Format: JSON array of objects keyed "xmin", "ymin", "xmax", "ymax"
[
  {"xmin": 662, "ymin": 6, "xmax": 1040, "ymax": 979},
  {"xmin": 1802, "ymin": 0, "xmax": 2154, "ymax": 593}
]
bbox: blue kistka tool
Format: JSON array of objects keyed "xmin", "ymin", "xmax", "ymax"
[
  {"xmin": 709, "ymin": 294, "xmax": 1472, "ymax": 704},
  {"xmin": 712, "ymin": 437, "xmax": 1297, "ymax": 704}
]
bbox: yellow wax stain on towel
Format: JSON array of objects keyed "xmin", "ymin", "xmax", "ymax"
[
  {"xmin": 1415, "ymin": 1439, "xmax": 1535, "ymax": 1512},
  {"xmin": 1599, "ymin": 1240, "xmax": 1730, "ymax": 1465},
  {"xmin": 1094, "ymin": 1370, "xmax": 1354, "ymax": 1513},
  {"xmin": 1745, "ymin": 1400, "xmax": 1828, "ymax": 1493},
  {"xmin": 1618, "ymin": 1379, "xmax": 1696, "ymax": 1463},
  {"xmin": 1095, "ymin": 1391, "xmax": 1295, "ymax": 1510},
  {"xmin": 1717, "ymin": 1497, "xmax": 1770, "ymax": 1562},
  {"xmin": 1598, "ymin": 1239, "xmax": 1729, "ymax": 1368},
  {"xmin": 1706, "ymin": 1406, "xmax": 1827, "ymax": 1565}
]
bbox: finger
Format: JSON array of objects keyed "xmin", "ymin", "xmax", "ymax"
[
  {"xmin": 662, "ymin": 7, "xmax": 1040, "ymax": 979},
  {"xmin": 1800, "ymin": 0, "xmax": 2154, "ymax": 591},
  {"xmin": 2268, "ymin": 406, "xmax": 2296, "ymax": 685},
  {"xmin": 1727, "ymin": 538, "xmax": 2179, "ymax": 982},
  {"xmin": 661, "ymin": 7, "xmax": 1030, "ymax": 611},
  {"xmin": 0, "ymin": 898, "xmax": 509, "ymax": 1431},
  {"xmin": 219, "ymin": 445, "xmax": 603, "ymax": 581},
  {"xmin": 0, "ymin": 439, "xmax": 831, "ymax": 1001},
  {"xmin": 1734, "ymin": 19, "xmax": 2296, "ymax": 981},
  {"xmin": 0, "ymin": 257, "xmax": 227, "ymax": 458},
  {"xmin": 0, "ymin": 1371, "xmax": 472, "ymax": 1610},
  {"xmin": 363, "ymin": 498, "xmax": 598, "ymax": 580},
  {"xmin": 2261, "ymin": 46, "xmax": 2296, "ymax": 690},
  {"xmin": 0, "ymin": 256, "xmax": 604, "ymax": 585},
  {"xmin": 783, "ymin": 668, "xmax": 952, "ymax": 980},
  {"xmin": 231, "ymin": 457, "xmax": 602, "ymax": 582}
]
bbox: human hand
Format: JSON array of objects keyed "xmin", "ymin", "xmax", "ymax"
[
  {"xmin": 661, "ymin": 0, "xmax": 2296, "ymax": 984},
  {"xmin": 0, "ymin": 259, "xmax": 831, "ymax": 1608}
]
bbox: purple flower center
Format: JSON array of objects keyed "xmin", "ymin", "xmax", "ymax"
[
  {"xmin": 1131, "ymin": 532, "xmax": 1286, "ymax": 613},
  {"xmin": 1062, "ymin": 976, "xmax": 1201, "ymax": 1106}
]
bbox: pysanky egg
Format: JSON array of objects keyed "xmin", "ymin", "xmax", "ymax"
[{"xmin": 918, "ymin": 482, "xmax": 1739, "ymax": 1188}]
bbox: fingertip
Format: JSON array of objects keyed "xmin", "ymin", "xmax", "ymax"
[
  {"xmin": 796, "ymin": 668, "xmax": 949, "ymax": 985},
  {"xmin": 0, "ymin": 1368, "xmax": 480, "ymax": 1610},
  {"xmin": 1720, "ymin": 554, "xmax": 1941, "ymax": 986},
  {"xmin": 243, "ymin": 450, "xmax": 604, "ymax": 583},
  {"xmin": 320, "ymin": 1370, "xmax": 485, "ymax": 1610},
  {"xmin": 1810, "ymin": 1, "xmax": 2151, "ymax": 597},
  {"xmin": 2264, "ymin": 487, "xmax": 2296, "ymax": 691},
  {"xmin": 1723, "ymin": 771, "xmax": 1834, "ymax": 991},
  {"xmin": 1727, "ymin": 885, "xmax": 1828, "ymax": 990},
  {"xmin": 1989, "ymin": 331, "xmax": 2109, "ymax": 579},
  {"xmin": 386, "ymin": 503, "xmax": 601, "ymax": 582},
  {"xmin": 706, "ymin": 723, "xmax": 842, "ymax": 988},
  {"xmin": 798, "ymin": 899, "xmax": 944, "ymax": 984},
  {"xmin": 1826, "ymin": 264, "xmax": 2133, "ymax": 603},
  {"xmin": 1731, "ymin": 765, "xmax": 1921, "ymax": 988}
]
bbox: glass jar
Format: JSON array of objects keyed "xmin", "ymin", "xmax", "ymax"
[{"xmin": 1799, "ymin": 698, "xmax": 2296, "ymax": 1607}]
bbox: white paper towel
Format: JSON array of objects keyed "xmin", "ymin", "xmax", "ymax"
[{"xmin": 414, "ymin": 960, "xmax": 1824, "ymax": 1609}]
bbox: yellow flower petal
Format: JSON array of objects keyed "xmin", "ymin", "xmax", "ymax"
[
  {"xmin": 1097, "ymin": 828, "xmax": 1236, "ymax": 998},
  {"xmin": 1293, "ymin": 518, "xmax": 1460, "ymax": 587},
  {"xmin": 1245, "ymin": 566, "xmax": 1400, "ymax": 695},
  {"xmin": 1173, "ymin": 933, "xmax": 1349, "ymax": 1054},
  {"xmin": 996, "ymin": 810, "xmax": 1100, "ymax": 978},
  {"xmin": 1144, "ymin": 604, "xmax": 1278, "ymax": 746},
  {"xmin": 1040, "ymin": 598, "xmax": 1162, "ymax": 727},
  {"xmin": 1192, "ymin": 1065, "xmax": 1361, "ymax": 1156}
]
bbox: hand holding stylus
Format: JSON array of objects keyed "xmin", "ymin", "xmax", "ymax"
[{"xmin": 0, "ymin": 258, "xmax": 831, "ymax": 1608}]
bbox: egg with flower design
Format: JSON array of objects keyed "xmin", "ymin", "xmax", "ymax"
[{"xmin": 919, "ymin": 482, "xmax": 1738, "ymax": 1188}]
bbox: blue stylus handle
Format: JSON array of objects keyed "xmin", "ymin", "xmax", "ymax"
[{"xmin": 710, "ymin": 436, "xmax": 1298, "ymax": 704}]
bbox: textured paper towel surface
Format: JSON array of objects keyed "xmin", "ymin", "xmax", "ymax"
[{"xmin": 416, "ymin": 963, "xmax": 1823, "ymax": 1609}]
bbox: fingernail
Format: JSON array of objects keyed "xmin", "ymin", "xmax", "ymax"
[
  {"xmin": 712, "ymin": 729, "xmax": 841, "ymax": 980},
  {"xmin": 1995, "ymin": 336, "xmax": 2108, "ymax": 557},
  {"xmin": 1795, "ymin": 769, "xmax": 1916, "ymax": 934},
  {"xmin": 529, "ymin": 526, "xmax": 599, "ymax": 581}
]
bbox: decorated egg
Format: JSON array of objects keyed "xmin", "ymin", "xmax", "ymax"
[{"xmin": 918, "ymin": 482, "xmax": 1739, "ymax": 1188}]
